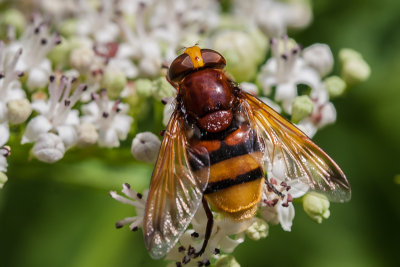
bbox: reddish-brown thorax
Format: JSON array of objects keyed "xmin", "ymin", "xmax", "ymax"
[{"xmin": 179, "ymin": 68, "xmax": 235, "ymax": 133}]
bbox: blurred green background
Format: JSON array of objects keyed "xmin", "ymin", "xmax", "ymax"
[{"xmin": 1, "ymin": 0, "xmax": 399, "ymax": 266}]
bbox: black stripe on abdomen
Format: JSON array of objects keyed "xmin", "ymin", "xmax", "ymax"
[
  {"xmin": 189, "ymin": 131, "xmax": 263, "ymax": 171},
  {"xmin": 203, "ymin": 167, "xmax": 264, "ymax": 194}
]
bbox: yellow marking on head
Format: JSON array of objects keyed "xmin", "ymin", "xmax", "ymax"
[{"xmin": 184, "ymin": 46, "xmax": 204, "ymax": 69}]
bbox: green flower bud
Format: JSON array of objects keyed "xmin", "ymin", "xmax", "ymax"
[
  {"xmin": 394, "ymin": 175, "xmax": 400, "ymax": 185},
  {"xmin": 7, "ymin": 99, "xmax": 32, "ymax": 124},
  {"xmin": 341, "ymin": 58, "xmax": 371, "ymax": 85},
  {"xmin": 58, "ymin": 19, "xmax": 77, "ymax": 38},
  {"xmin": 339, "ymin": 48, "xmax": 362, "ymax": 64},
  {"xmin": 1, "ymin": 9, "xmax": 26, "ymax": 36},
  {"xmin": 152, "ymin": 77, "xmax": 176, "ymax": 101},
  {"xmin": 212, "ymin": 29, "xmax": 268, "ymax": 82},
  {"xmin": 0, "ymin": 172, "xmax": 7, "ymax": 189},
  {"xmin": 101, "ymin": 70, "xmax": 127, "ymax": 99},
  {"xmin": 135, "ymin": 78, "xmax": 154, "ymax": 98},
  {"xmin": 324, "ymin": 76, "xmax": 347, "ymax": 98},
  {"xmin": 291, "ymin": 95, "xmax": 314, "ymax": 123},
  {"xmin": 215, "ymin": 255, "xmax": 241, "ymax": 267},
  {"xmin": 245, "ymin": 218, "xmax": 269, "ymax": 241},
  {"xmin": 303, "ymin": 192, "xmax": 330, "ymax": 223},
  {"xmin": 48, "ymin": 37, "xmax": 70, "ymax": 68}
]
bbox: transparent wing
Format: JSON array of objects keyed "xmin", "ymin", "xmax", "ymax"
[
  {"xmin": 143, "ymin": 111, "xmax": 210, "ymax": 259},
  {"xmin": 241, "ymin": 92, "xmax": 351, "ymax": 202}
]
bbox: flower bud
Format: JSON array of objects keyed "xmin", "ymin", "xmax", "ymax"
[
  {"xmin": 339, "ymin": 48, "xmax": 362, "ymax": 64},
  {"xmin": 324, "ymin": 76, "xmax": 346, "ymax": 98},
  {"xmin": 70, "ymin": 47, "xmax": 94, "ymax": 73},
  {"xmin": 101, "ymin": 69, "xmax": 127, "ymax": 99},
  {"xmin": 32, "ymin": 133, "xmax": 65, "ymax": 163},
  {"xmin": 58, "ymin": 18, "xmax": 77, "ymax": 38},
  {"xmin": 7, "ymin": 99, "xmax": 32, "ymax": 124},
  {"xmin": 215, "ymin": 255, "xmax": 240, "ymax": 267},
  {"xmin": 245, "ymin": 218, "xmax": 269, "ymax": 241},
  {"xmin": 48, "ymin": 37, "xmax": 70, "ymax": 68},
  {"xmin": 0, "ymin": 171, "xmax": 7, "ymax": 189},
  {"xmin": 152, "ymin": 77, "xmax": 176, "ymax": 101},
  {"xmin": 303, "ymin": 192, "xmax": 330, "ymax": 223},
  {"xmin": 77, "ymin": 123, "xmax": 98, "ymax": 146},
  {"xmin": 291, "ymin": 95, "xmax": 314, "ymax": 123},
  {"xmin": 135, "ymin": 78, "xmax": 154, "ymax": 98},
  {"xmin": 212, "ymin": 29, "xmax": 268, "ymax": 82},
  {"xmin": 131, "ymin": 132, "xmax": 161, "ymax": 163},
  {"xmin": 341, "ymin": 58, "xmax": 371, "ymax": 85},
  {"xmin": 303, "ymin": 43, "xmax": 334, "ymax": 77},
  {"xmin": 1, "ymin": 8, "xmax": 26, "ymax": 36}
]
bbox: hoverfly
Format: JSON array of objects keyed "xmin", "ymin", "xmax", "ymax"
[{"xmin": 143, "ymin": 46, "xmax": 351, "ymax": 259}]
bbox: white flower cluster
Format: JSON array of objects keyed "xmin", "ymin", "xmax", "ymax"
[{"xmin": 0, "ymin": 0, "xmax": 369, "ymax": 265}]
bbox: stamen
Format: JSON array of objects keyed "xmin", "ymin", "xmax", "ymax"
[
  {"xmin": 187, "ymin": 245, "xmax": 195, "ymax": 256},
  {"xmin": 1, "ymin": 146, "xmax": 11, "ymax": 157},
  {"xmin": 191, "ymin": 232, "xmax": 199, "ymax": 238},
  {"xmin": 182, "ymin": 255, "xmax": 190, "ymax": 264}
]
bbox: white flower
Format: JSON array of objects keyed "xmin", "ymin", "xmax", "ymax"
[
  {"xmin": 0, "ymin": 42, "xmax": 26, "ymax": 104},
  {"xmin": 302, "ymin": 43, "xmax": 334, "ymax": 77},
  {"xmin": 260, "ymin": 155, "xmax": 310, "ymax": 231},
  {"xmin": 32, "ymin": 132, "xmax": 65, "ymax": 163},
  {"xmin": 118, "ymin": 0, "xmax": 220, "ymax": 76},
  {"xmin": 80, "ymin": 90, "xmax": 133, "ymax": 148},
  {"xmin": 22, "ymin": 75, "xmax": 86, "ymax": 148},
  {"xmin": 74, "ymin": 0, "xmax": 120, "ymax": 43},
  {"xmin": 26, "ymin": 59, "xmax": 52, "ymax": 91},
  {"xmin": 110, "ymin": 183, "xmax": 147, "ymax": 231},
  {"xmin": 0, "ymin": 121, "xmax": 9, "ymax": 147},
  {"xmin": 0, "ymin": 146, "xmax": 10, "ymax": 172},
  {"xmin": 166, "ymin": 205, "xmax": 252, "ymax": 265},
  {"xmin": 233, "ymin": 0, "xmax": 312, "ymax": 37},
  {"xmin": 7, "ymin": 15, "xmax": 59, "ymax": 90},
  {"xmin": 240, "ymin": 82, "xmax": 259, "ymax": 96},
  {"xmin": 258, "ymin": 37, "xmax": 321, "ymax": 114},
  {"xmin": 131, "ymin": 132, "xmax": 161, "ymax": 163},
  {"xmin": 296, "ymin": 89, "xmax": 337, "ymax": 138}
]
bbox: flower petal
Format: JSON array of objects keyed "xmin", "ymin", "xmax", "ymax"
[
  {"xmin": 21, "ymin": 115, "xmax": 52, "ymax": 144},
  {"xmin": 277, "ymin": 202, "xmax": 295, "ymax": 231}
]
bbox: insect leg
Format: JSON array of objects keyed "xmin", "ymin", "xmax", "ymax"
[
  {"xmin": 265, "ymin": 178, "xmax": 285, "ymax": 198},
  {"xmin": 194, "ymin": 197, "xmax": 214, "ymax": 257}
]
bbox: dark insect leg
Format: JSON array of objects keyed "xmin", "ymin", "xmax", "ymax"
[
  {"xmin": 265, "ymin": 178, "xmax": 285, "ymax": 198},
  {"xmin": 194, "ymin": 197, "xmax": 214, "ymax": 258}
]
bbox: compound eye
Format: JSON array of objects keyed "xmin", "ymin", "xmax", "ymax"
[
  {"xmin": 168, "ymin": 53, "xmax": 194, "ymax": 82},
  {"xmin": 201, "ymin": 49, "xmax": 226, "ymax": 69}
]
